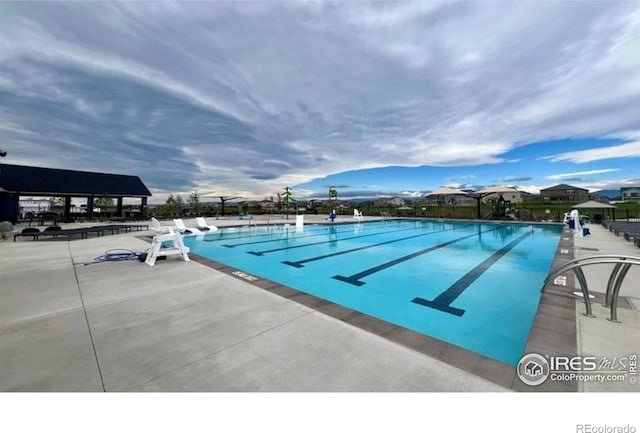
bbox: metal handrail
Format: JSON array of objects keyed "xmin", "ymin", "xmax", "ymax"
[{"xmin": 543, "ymin": 255, "xmax": 640, "ymax": 322}]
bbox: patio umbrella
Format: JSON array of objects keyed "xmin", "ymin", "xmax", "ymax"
[{"xmin": 397, "ymin": 205, "xmax": 414, "ymax": 216}]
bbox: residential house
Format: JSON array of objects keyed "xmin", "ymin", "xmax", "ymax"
[
  {"xmin": 621, "ymin": 187, "xmax": 640, "ymax": 202},
  {"xmin": 374, "ymin": 197, "xmax": 405, "ymax": 207},
  {"xmin": 540, "ymin": 184, "xmax": 589, "ymax": 202}
]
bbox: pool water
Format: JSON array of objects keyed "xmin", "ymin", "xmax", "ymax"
[{"xmin": 184, "ymin": 220, "xmax": 563, "ymax": 365}]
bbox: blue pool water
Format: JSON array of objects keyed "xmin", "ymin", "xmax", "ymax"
[{"xmin": 184, "ymin": 220, "xmax": 563, "ymax": 366}]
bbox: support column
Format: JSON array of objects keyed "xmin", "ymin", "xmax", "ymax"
[
  {"xmin": 140, "ymin": 197, "xmax": 148, "ymax": 219},
  {"xmin": 87, "ymin": 196, "xmax": 94, "ymax": 219},
  {"xmin": 116, "ymin": 197, "xmax": 123, "ymax": 217},
  {"xmin": 64, "ymin": 197, "xmax": 72, "ymax": 222},
  {"xmin": 0, "ymin": 192, "xmax": 20, "ymax": 223}
]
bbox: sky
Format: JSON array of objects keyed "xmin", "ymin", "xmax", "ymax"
[{"xmin": 1, "ymin": 1, "xmax": 639, "ymax": 203}]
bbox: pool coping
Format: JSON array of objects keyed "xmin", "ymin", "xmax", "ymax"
[{"xmin": 146, "ymin": 219, "xmax": 584, "ymax": 392}]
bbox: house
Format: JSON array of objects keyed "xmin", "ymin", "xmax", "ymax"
[
  {"xmin": 481, "ymin": 190, "xmax": 530, "ymax": 204},
  {"xmin": 426, "ymin": 194, "xmax": 475, "ymax": 206},
  {"xmin": 621, "ymin": 186, "xmax": 640, "ymax": 202},
  {"xmin": 540, "ymin": 184, "xmax": 589, "ymax": 202},
  {"xmin": 374, "ymin": 197, "xmax": 405, "ymax": 207}
]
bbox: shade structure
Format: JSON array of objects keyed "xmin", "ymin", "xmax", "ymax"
[
  {"xmin": 572, "ymin": 200, "xmax": 616, "ymax": 209},
  {"xmin": 425, "ymin": 187, "xmax": 469, "ymax": 196},
  {"xmin": 572, "ymin": 200, "xmax": 617, "ymax": 222},
  {"xmin": 396, "ymin": 205, "xmax": 414, "ymax": 216},
  {"xmin": 473, "ymin": 186, "xmax": 520, "ymax": 218},
  {"xmin": 475, "ymin": 186, "xmax": 520, "ymax": 195}
]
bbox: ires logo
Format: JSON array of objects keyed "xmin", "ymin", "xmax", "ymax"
[{"xmin": 517, "ymin": 353, "xmax": 637, "ymax": 386}]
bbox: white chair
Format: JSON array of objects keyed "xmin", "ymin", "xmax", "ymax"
[
  {"xmin": 353, "ymin": 209, "xmax": 363, "ymax": 220},
  {"xmin": 151, "ymin": 217, "xmax": 173, "ymax": 233},
  {"xmin": 145, "ymin": 228, "xmax": 190, "ymax": 266},
  {"xmin": 195, "ymin": 217, "xmax": 219, "ymax": 232},
  {"xmin": 173, "ymin": 218, "xmax": 202, "ymax": 234}
]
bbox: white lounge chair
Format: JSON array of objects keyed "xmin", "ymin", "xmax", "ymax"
[
  {"xmin": 353, "ymin": 209, "xmax": 363, "ymax": 220},
  {"xmin": 195, "ymin": 217, "xmax": 219, "ymax": 232},
  {"xmin": 173, "ymin": 218, "xmax": 202, "ymax": 234}
]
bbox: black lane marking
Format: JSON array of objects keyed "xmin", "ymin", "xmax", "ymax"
[
  {"xmin": 203, "ymin": 230, "xmax": 280, "ymax": 243},
  {"xmin": 203, "ymin": 221, "xmax": 389, "ymax": 244},
  {"xmin": 332, "ymin": 226, "xmax": 500, "ymax": 286},
  {"xmin": 412, "ymin": 231, "xmax": 533, "ymax": 317},
  {"xmin": 282, "ymin": 227, "xmax": 460, "ymax": 268},
  {"xmin": 247, "ymin": 224, "xmax": 434, "ymax": 256},
  {"xmin": 222, "ymin": 225, "xmax": 363, "ymax": 248},
  {"xmin": 227, "ymin": 221, "xmax": 425, "ymax": 248}
]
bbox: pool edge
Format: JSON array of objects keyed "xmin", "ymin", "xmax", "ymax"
[{"xmin": 143, "ymin": 222, "xmax": 581, "ymax": 392}]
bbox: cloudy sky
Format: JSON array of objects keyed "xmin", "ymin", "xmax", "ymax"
[{"xmin": 1, "ymin": 1, "xmax": 639, "ymax": 203}]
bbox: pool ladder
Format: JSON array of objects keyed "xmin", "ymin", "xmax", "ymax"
[
  {"xmin": 248, "ymin": 215, "xmax": 258, "ymax": 228},
  {"xmin": 543, "ymin": 255, "xmax": 640, "ymax": 323}
]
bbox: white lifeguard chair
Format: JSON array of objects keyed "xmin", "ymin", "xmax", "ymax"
[{"xmin": 145, "ymin": 228, "xmax": 190, "ymax": 266}]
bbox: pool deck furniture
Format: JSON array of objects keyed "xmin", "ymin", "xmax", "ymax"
[
  {"xmin": 602, "ymin": 221, "xmax": 640, "ymax": 247},
  {"xmin": 145, "ymin": 228, "xmax": 190, "ymax": 266},
  {"xmin": 173, "ymin": 218, "xmax": 202, "ymax": 234},
  {"xmin": 195, "ymin": 217, "xmax": 219, "ymax": 232},
  {"xmin": 12, "ymin": 223, "xmax": 148, "ymax": 242}
]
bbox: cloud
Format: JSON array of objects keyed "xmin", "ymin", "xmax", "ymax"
[
  {"xmin": 0, "ymin": 2, "xmax": 639, "ymax": 201},
  {"xmin": 543, "ymin": 142, "xmax": 640, "ymax": 163},
  {"xmin": 304, "ymin": 189, "xmax": 427, "ymax": 200},
  {"xmin": 546, "ymin": 169, "xmax": 621, "ymax": 180},
  {"xmin": 502, "ymin": 176, "xmax": 532, "ymax": 182}
]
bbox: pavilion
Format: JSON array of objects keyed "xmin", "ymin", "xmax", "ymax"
[{"xmin": 0, "ymin": 163, "xmax": 151, "ymax": 223}]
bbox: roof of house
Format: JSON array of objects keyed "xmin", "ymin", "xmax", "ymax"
[
  {"xmin": 0, "ymin": 164, "xmax": 152, "ymax": 197},
  {"xmin": 539, "ymin": 183, "xmax": 589, "ymax": 192}
]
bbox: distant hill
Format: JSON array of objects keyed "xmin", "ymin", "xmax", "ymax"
[{"xmin": 592, "ymin": 189, "xmax": 620, "ymax": 199}]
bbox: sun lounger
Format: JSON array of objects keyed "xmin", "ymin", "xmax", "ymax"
[
  {"xmin": 13, "ymin": 226, "xmax": 105, "ymax": 241},
  {"xmin": 173, "ymin": 218, "xmax": 202, "ymax": 234},
  {"xmin": 13, "ymin": 223, "xmax": 150, "ymax": 241},
  {"xmin": 195, "ymin": 217, "xmax": 219, "ymax": 232}
]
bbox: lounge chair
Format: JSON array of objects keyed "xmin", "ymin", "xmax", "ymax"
[
  {"xmin": 353, "ymin": 209, "xmax": 363, "ymax": 220},
  {"xmin": 13, "ymin": 226, "xmax": 104, "ymax": 241},
  {"xmin": 195, "ymin": 217, "xmax": 219, "ymax": 232},
  {"xmin": 173, "ymin": 218, "xmax": 202, "ymax": 234}
]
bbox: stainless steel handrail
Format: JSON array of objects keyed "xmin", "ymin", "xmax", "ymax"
[{"xmin": 543, "ymin": 255, "xmax": 640, "ymax": 322}]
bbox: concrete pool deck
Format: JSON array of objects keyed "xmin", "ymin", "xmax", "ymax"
[{"xmin": 1, "ymin": 215, "xmax": 638, "ymax": 392}]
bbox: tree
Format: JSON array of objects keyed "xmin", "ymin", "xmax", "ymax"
[
  {"xmin": 187, "ymin": 190, "xmax": 202, "ymax": 216},
  {"xmin": 48, "ymin": 196, "xmax": 64, "ymax": 210},
  {"xmin": 163, "ymin": 194, "xmax": 184, "ymax": 217},
  {"xmin": 94, "ymin": 193, "xmax": 114, "ymax": 210},
  {"xmin": 282, "ymin": 186, "xmax": 295, "ymax": 219}
]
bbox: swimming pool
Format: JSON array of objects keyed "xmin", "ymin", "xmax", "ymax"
[{"xmin": 184, "ymin": 220, "xmax": 563, "ymax": 366}]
